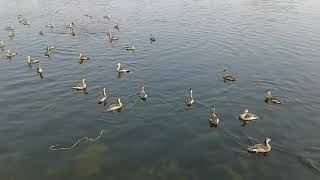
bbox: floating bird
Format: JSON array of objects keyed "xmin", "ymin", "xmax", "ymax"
[
  {"xmin": 116, "ymin": 63, "xmax": 130, "ymax": 73},
  {"xmin": 8, "ymin": 31, "xmax": 14, "ymax": 38},
  {"xmin": 124, "ymin": 43, "xmax": 135, "ymax": 51},
  {"xmin": 114, "ymin": 24, "xmax": 119, "ymax": 31},
  {"xmin": 107, "ymin": 98, "xmax": 123, "ymax": 112},
  {"xmin": 79, "ymin": 53, "xmax": 90, "ymax": 61},
  {"xmin": 139, "ymin": 86, "xmax": 148, "ymax": 100},
  {"xmin": 4, "ymin": 25, "xmax": 14, "ymax": 31},
  {"xmin": 27, "ymin": 56, "xmax": 40, "ymax": 64},
  {"xmin": 66, "ymin": 22, "xmax": 75, "ymax": 29},
  {"xmin": 97, "ymin": 88, "xmax": 107, "ymax": 104},
  {"xmin": 149, "ymin": 34, "xmax": 156, "ymax": 42},
  {"xmin": 108, "ymin": 31, "xmax": 119, "ymax": 41},
  {"xmin": 22, "ymin": 19, "xmax": 30, "ymax": 25},
  {"xmin": 0, "ymin": 41, "xmax": 4, "ymax": 49},
  {"xmin": 45, "ymin": 45, "xmax": 55, "ymax": 56},
  {"xmin": 239, "ymin": 109, "xmax": 259, "ymax": 121},
  {"xmin": 185, "ymin": 88, "xmax": 194, "ymax": 106},
  {"xmin": 110, "ymin": 35, "xmax": 119, "ymax": 41},
  {"xmin": 36, "ymin": 63, "xmax": 44, "ymax": 78},
  {"xmin": 248, "ymin": 137, "xmax": 272, "ymax": 154},
  {"xmin": 209, "ymin": 106, "xmax": 220, "ymax": 127},
  {"xmin": 72, "ymin": 79, "xmax": 87, "ymax": 90},
  {"xmin": 103, "ymin": 14, "xmax": 111, "ymax": 20},
  {"xmin": 6, "ymin": 50, "xmax": 16, "ymax": 58},
  {"xmin": 265, "ymin": 90, "xmax": 281, "ymax": 104},
  {"xmin": 39, "ymin": 31, "xmax": 44, "ymax": 36},
  {"xmin": 45, "ymin": 22, "xmax": 54, "ymax": 28},
  {"xmin": 223, "ymin": 70, "xmax": 236, "ymax": 82}
]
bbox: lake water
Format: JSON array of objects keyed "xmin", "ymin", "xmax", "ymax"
[{"xmin": 1, "ymin": 0, "xmax": 320, "ymax": 179}]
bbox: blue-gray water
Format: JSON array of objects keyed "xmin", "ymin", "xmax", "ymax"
[{"xmin": 1, "ymin": 0, "xmax": 320, "ymax": 179}]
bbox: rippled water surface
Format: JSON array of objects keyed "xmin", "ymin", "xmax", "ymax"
[{"xmin": 1, "ymin": 0, "xmax": 320, "ymax": 179}]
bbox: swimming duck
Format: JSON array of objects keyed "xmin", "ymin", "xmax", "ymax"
[
  {"xmin": 248, "ymin": 137, "xmax": 272, "ymax": 153},
  {"xmin": 209, "ymin": 106, "xmax": 220, "ymax": 127},
  {"xmin": 72, "ymin": 79, "xmax": 87, "ymax": 90},
  {"xmin": 0, "ymin": 41, "xmax": 4, "ymax": 49},
  {"xmin": 124, "ymin": 43, "xmax": 135, "ymax": 51},
  {"xmin": 66, "ymin": 22, "xmax": 75, "ymax": 29},
  {"xmin": 45, "ymin": 22, "xmax": 54, "ymax": 28},
  {"xmin": 6, "ymin": 50, "xmax": 16, "ymax": 58},
  {"xmin": 265, "ymin": 90, "xmax": 281, "ymax": 104},
  {"xmin": 114, "ymin": 24, "xmax": 119, "ymax": 31},
  {"xmin": 110, "ymin": 36, "xmax": 119, "ymax": 41},
  {"xmin": 79, "ymin": 53, "xmax": 90, "ymax": 61},
  {"xmin": 103, "ymin": 14, "xmax": 111, "ymax": 20},
  {"xmin": 185, "ymin": 88, "xmax": 194, "ymax": 106},
  {"xmin": 27, "ymin": 56, "xmax": 40, "ymax": 64},
  {"xmin": 223, "ymin": 70, "xmax": 236, "ymax": 82},
  {"xmin": 4, "ymin": 25, "xmax": 14, "ymax": 31},
  {"xmin": 107, "ymin": 98, "xmax": 123, "ymax": 112},
  {"xmin": 45, "ymin": 45, "xmax": 55, "ymax": 56},
  {"xmin": 97, "ymin": 88, "xmax": 107, "ymax": 104},
  {"xmin": 36, "ymin": 63, "xmax": 44, "ymax": 78},
  {"xmin": 149, "ymin": 34, "xmax": 156, "ymax": 42},
  {"xmin": 116, "ymin": 63, "xmax": 130, "ymax": 73},
  {"xmin": 239, "ymin": 109, "xmax": 259, "ymax": 121},
  {"xmin": 139, "ymin": 86, "xmax": 148, "ymax": 100},
  {"xmin": 39, "ymin": 31, "xmax": 44, "ymax": 36},
  {"xmin": 8, "ymin": 31, "xmax": 15, "ymax": 38},
  {"xmin": 22, "ymin": 20, "xmax": 30, "ymax": 25}
]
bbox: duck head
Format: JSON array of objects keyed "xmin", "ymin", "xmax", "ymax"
[
  {"xmin": 244, "ymin": 109, "xmax": 249, "ymax": 113},
  {"xmin": 117, "ymin": 98, "xmax": 121, "ymax": 103},
  {"xmin": 265, "ymin": 137, "xmax": 271, "ymax": 144}
]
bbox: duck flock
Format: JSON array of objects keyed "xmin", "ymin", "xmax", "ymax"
[{"xmin": 0, "ymin": 14, "xmax": 282, "ymax": 155}]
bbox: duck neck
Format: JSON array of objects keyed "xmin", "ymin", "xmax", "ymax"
[
  {"xmin": 103, "ymin": 89, "xmax": 106, "ymax": 96},
  {"xmin": 265, "ymin": 140, "xmax": 270, "ymax": 147}
]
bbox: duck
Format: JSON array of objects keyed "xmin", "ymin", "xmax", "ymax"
[
  {"xmin": 185, "ymin": 88, "xmax": 194, "ymax": 106},
  {"xmin": 104, "ymin": 14, "xmax": 111, "ymax": 20},
  {"xmin": 4, "ymin": 25, "xmax": 14, "ymax": 31},
  {"xmin": 72, "ymin": 79, "xmax": 87, "ymax": 90},
  {"xmin": 45, "ymin": 22, "xmax": 54, "ymax": 28},
  {"xmin": 124, "ymin": 43, "xmax": 135, "ymax": 51},
  {"xmin": 223, "ymin": 70, "xmax": 236, "ymax": 82},
  {"xmin": 8, "ymin": 31, "xmax": 15, "ymax": 38},
  {"xmin": 97, "ymin": 88, "xmax": 107, "ymax": 104},
  {"xmin": 110, "ymin": 36, "xmax": 119, "ymax": 41},
  {"xmin": 66, "ymin": 22, "xmax": 75, "ymax": 29},
  {"xmin": 209, "ymin": 106, "xmax": 220, "ymax": 127},
  {"xmin": 22, "ymin": 20, "xmax": 30, "ymax": 25},
  {"xmin": 45, "ymin": 45, "xmax": 55, "ymax": 56},
  {"xmin": 6, "ymin": 50, "xmax": 16, "ymax": 58},
  {"xmin": 114, "ymin": 24, "xmax": 119, "ymax": 31},
  {"xmin": 139, "ymin": 86, "xmax": 148, "ymax": 100},
  {"xmin": 107, "ymin": 98, "xmax": 123, "ymax": 112},
  {"xmin": 116, "ymin": 63, "xmax": 130, "ymax": 73},
  {"xmin": 149, "ymin": 34, "xmax": 156, "ymax": 42},
  {"xmin": 39, "ymin": 31, "xmax": 44, "ymax": 36},
  {"xmin": 0, "ymin": 41, "xmax": 5, "ymax": 49},
  {"xmin": 265, "ymin": 90, "xmax": 281, "ymax": 104},
  {"xmin": 27, "ymin": 56, "xmax": 40, "ymax": 64},
  {"xmin": 239, "ymin": 109, "xmax": 259, "ymax": 121},
  {"xmin": 36, "ymin": 63, "xmax": 44, "ymax": 78},
  {"xmin": 248, "ymin": 137, "xmax": 272, "ymax": 153},
  {"xmin": 79, "ymin": 53, "xmax": 90, "ymax": 61}
]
